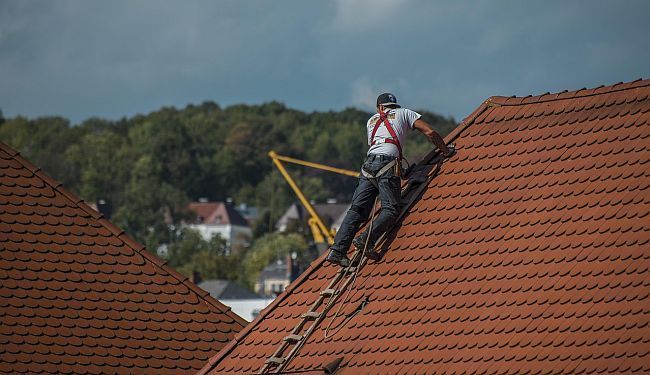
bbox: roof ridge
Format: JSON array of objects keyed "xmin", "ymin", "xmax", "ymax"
[
  {"xmin": 0, "ymin": 141, "xmax": 248, "ymax": 330},
  {"xmin": 446, "ymin": 102, "xmax": 493, "ymax": 144},
  {"xmin": 488, "ymin": 78, "xmax": 649, "ymax": 107},
  {"xmin": 222, "ymin": 202, "xmax": 249, "ymax": 226}
]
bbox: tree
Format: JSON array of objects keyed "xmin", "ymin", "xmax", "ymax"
[
  {"xmin": 112, "ymin": 155, "xmax": 191, "ymax": 250},
  {"xmin": 251, "ymin": 209, "xmax": 272, "ymax": 239},
  {"xmin": 0, "ymin": 101, "xmax": 456, "ymax": 257},
  {"xmin": 240, "ymin": 233, "xmax": 309, "ymax": 289},
  {"xmin": 167, "ymin": 230, "xmax": 241, "ymax": 280},
  {"xmin": 64, "ymin": 130, "xmax": 133, "ymax": 209},
  {"xmin": 166, "ymin": 228, "xmax": 209, "ymax": 268},
  {"xmin": 177, "ymin": 249, "xmax": 241, "ymax": 281},
  {"xmin": 0, "ymin": 116, "xmax": 83, "ymax": 185}
]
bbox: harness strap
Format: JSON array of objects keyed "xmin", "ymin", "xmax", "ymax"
[
  {"xmin": 370, "ymin": 110, "xmax": 403, "ymax": 159},
  {"xmin": 361, "ymin": 159, "xmax": 396, "ymax": 185}
]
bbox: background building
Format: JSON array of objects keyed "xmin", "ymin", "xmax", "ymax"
[{"xmin": 186, "ymin": 200, "xmax": 252, "ymax": 251}]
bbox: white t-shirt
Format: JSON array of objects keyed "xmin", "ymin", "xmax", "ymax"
[{"xmin": 366, "ymin": 107, "xmax": 421, "ymax": 157}]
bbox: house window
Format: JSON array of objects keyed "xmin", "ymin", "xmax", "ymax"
[{"xmin": 270, "ymin": 283, "xmax": 284, "ymax": 294}]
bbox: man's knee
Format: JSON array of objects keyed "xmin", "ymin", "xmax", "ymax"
[
  {"xmin": 384, "ymin": 207, "xmax": 399, "ymax": 222},
  {"xmin": 350, "ymin": 204, "xmax": 371, "ymax": 220}
]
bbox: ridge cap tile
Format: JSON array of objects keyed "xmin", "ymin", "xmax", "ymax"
[{"xmin": 489, "ymin": 78, "xmax": 649, "ymax": 108}]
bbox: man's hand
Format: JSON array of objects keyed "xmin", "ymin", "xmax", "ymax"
[{"xmin": 443, "ymin": 143, "xmax": 456, "ymax": 158}]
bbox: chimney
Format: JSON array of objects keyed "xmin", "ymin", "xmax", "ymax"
[
  {"xmin": 285, "ymin": 254, "xmax": 291, "ymax": 279},
  {"xmin": 191, "ymin": 271, "xmax": 202, "ymax": 285},
  {"xmin": 96, "ymin": 199, "xmax": 112, "ymax": 219},
  {"xmin": 287, "ymin": 252, "xmax": 300, "ymax": 281}
]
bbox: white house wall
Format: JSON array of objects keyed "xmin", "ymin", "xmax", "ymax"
[{"xmin": 187, "ymin": 224, "xmax": 251, "ymax": 249}]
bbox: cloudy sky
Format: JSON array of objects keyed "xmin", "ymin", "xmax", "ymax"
[{"xmin": 0, "ymin": 1, "xmax": 648, "ymax": 124}]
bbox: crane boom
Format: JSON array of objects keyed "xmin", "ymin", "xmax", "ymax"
[{"xmin": 271, "ymin": 153, "xmax": 360, "ymax": 178}]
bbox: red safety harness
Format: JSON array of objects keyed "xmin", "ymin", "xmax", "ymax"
[{"xmin": 370, "ymin": 110, "xmax": 402, "ymax": 159}]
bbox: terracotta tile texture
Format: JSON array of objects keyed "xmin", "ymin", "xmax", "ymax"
[
  {"xmin": 0, "ymin": 144, "xmax": 247, "ymax": 374},
  {"xmin": 200, "ymin": 79, "xmax": 650, "ymax": 374}
]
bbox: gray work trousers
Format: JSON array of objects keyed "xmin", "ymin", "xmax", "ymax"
[{"xmin": 330, "ymin": 153, "xmax": 401, "ymax": 254}]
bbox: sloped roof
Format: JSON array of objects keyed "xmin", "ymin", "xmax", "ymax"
[
  {"xmin": 275, "ymin": 203, "xmax": 302, "ymax": 230},
  {"xmin": 276, "ymin": 202, "xmax": 350, "ymax": 230},
  {"xmin": 200, "ymin": 79, "xmax": 650, "ymax": 374},
  {"xmin": 0, "ymin": 143, "xmax": 247, "ymax": 374},
  {"xmin": 258, "ymin": 258, "xmax": 290, "ymax": 281},
  {"xmin": 199, "ymin": 279, "xmax": 261, "ymax": 299},
  {"xmin": 188, "ymin": 201, "xmax": 249, "ymax": 227}
]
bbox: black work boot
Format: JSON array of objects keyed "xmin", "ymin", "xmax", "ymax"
[
  {"xmin": 353, "ymin": 235, "xmax": 380, "ymax": 262},
  {"xmin": 352, "ymin": 234, "xmax": 371, "ymax": 251},
  {"xmin": 326, "ymin": 249, "xmax": 350, "ymax": 268},
  {"xmin": 364, "ymin": 249, "xmax": 381, "ymax": 261}
]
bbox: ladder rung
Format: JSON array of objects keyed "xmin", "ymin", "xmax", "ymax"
[
  {"xmin": 342, "ymin": 266, "xmax": 356, "ymax": 273},
  {"xmin": 301, "ymin": 311, "xmax": 320, "ymax": 320},
  {"xmin": 320, "ymin": 288, "xmax": 337, "ymax": 297},
  {"xmin": 283, "ymin": 334, "xmax": 303, "ymax": 343},
  {"xmin": 265, "ymin": 357, "xmax": 285, "ymax": 365}
]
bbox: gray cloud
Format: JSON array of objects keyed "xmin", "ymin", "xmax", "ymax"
[{"xmin": 0, "ymin": 0, "xmax": 648, "ymax": 124}]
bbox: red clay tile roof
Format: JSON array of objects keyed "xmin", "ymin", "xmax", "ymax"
[
  {"xmin": 200, "ymin": 79, "xmax": 650, "ymax": 374},
  {"xmin": 188, "ymin": 201, "xmax": 249, "ymax": 227},
  {"xmin": 0, "ymin": 143, "xmax": 247, "ymax": 374}
]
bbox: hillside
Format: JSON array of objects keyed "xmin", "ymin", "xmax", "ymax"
[{"xmin": 0, "ymin": 101, "xmax": 455, "ymax": 250}]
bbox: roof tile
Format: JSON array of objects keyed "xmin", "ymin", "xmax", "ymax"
[{"xmin": 199, "ymin": 79, "xmax": 650, "ymax": 374}]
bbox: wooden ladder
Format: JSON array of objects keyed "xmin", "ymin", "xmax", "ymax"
[{"xmin": 258, "ymin": 247, "xmax": 367, "ymax": 374}]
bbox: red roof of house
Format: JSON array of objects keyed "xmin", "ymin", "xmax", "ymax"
[
  {"xmin": 188, "ymin": 201, "xmax": 249, "ymax": 227},
  {"xmin": 0, "ymin": 143, "xmax": 247, "ymax": 374},
  {"xmin": 200, "ymin": 79, "xmax": 650, "ymax": 374}
]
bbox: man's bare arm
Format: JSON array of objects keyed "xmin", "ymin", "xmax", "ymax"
[{"xmin": 413, "ymin": 119, "xmax": 453, "ymax": 156}]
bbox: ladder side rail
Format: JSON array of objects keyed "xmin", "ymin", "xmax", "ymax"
[{"xmin": 257, "ymin": 263, "xmax": 351, "ymax": 374}]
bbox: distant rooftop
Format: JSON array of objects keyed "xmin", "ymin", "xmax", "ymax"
[
  {"xmin": 198, "ymin": 279, "xmax": 261, "ymax": 300},
  {"xmin": 276, "ymin": 202, "xmax": 349, "ymax": 231},
  {"xmin": 188, "ymin": 201, "xmax": 249, "ymax": 227}
]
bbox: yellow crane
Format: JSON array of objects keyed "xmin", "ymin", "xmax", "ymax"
[{"xmin": 268, "ymin": 150, "xmax": 358, "ymax": 247}]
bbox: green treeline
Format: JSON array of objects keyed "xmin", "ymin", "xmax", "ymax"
[{"xmin": 0, "ymin": 102, "xmax": 455, "ymax": 284}]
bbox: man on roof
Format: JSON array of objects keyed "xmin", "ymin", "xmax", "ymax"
[{"xmin": 326, "ymin": 93, "xmax": 455, "ymax": 267}]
